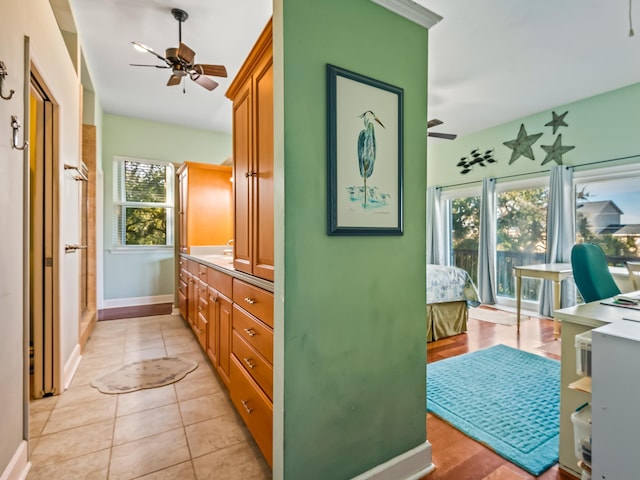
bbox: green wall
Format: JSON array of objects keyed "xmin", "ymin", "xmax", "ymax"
[
  {"xmin": 428, "ymin": 82, "xmax": 640, "ymax": 187},
  {"xmin": 279, "ymin": 1, "xmax": 429, "ymax": 478},
  {"xmin": 102, "ymin": 113, "xmax": 231, "ymax": 301}
]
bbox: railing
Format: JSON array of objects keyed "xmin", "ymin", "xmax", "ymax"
[{"xmin": 453, "ymin": 248, "xmax": 640, "ymax": 302}]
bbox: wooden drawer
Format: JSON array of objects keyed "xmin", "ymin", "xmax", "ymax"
[
  {"xmin": 230, "ymin": 355, "xmax": 272, "ymax": 466},
  {"xmin": 233, "ymin": 331, "xmax": 273, "ymax": 400},
  {"xmin": 197, "ymin": 263, "xmax": 208, "ymax": 282},
  {"xmin": 198, "ymin": 279, "xmax": 208, "ymax": 301},
  {"xmin": 177, "ymin": 278, "xmax": 187, "ymax": 296},
  {"xmin": 208, "ymin": 267, "xmax": 233, "ymax": 298},
  {"xmin": 233, "ymin": 305, "xmax": 273, "ymax": 363},
  {"xmin": 178, "ymin": 256, "xmax": 187, "ymax": 271},
  {"xmin": 187, "ymin": 259, "xmax": 200, "ymax": 275},
  {"xmin": 233, "ymin": 279, "xmax": 273, "ymax": 327},
  {"xmin": 178, "ymin": 268, "xmax": 188, "ymax": 287}
]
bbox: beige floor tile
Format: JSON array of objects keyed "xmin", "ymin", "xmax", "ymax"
[
  {"xmin": 166, "ymin": 340, "xmax": 202, "ymax": 356},
  {"xmin": 29, "ymin": 410, "xmax": 51, "ymax": 439},
  {"xmin": 175, "ymin": 374, "xmax": 223, "ymax": 402},
  {"xmin": 122, "ymin": 346, "xmax": 168, "ymax": 364},
  {"xmin": 114, "ymin": 403, "xmax": 182, "ymax": 445},
  {"xmin": 191, "ymin": 442, "xmax": 271, "ymax": 480},
  {"xmin": 54, "ymin": 383, "xmax": 113, "ymax": 409},
  {"xmin": 109, "ymin": 428, "xmax": 190, "ymax": 480},
  {"xmin": 135, "ymin": 461, "xmax": 196, "ymax": 480},
  {"xmin": 42, "ymin": 396, "xmax": 117, "ymax": 435},
  {"xmin": 70, "ymin": 363, "xmax": 120, "ymax": 388},
  {"xmin": 163, "ymin": 331, "xmax": 198, "ymax": 347},
  {"xmin": 184, "ymin": 415, "xmax": 246, "ymax": 458},
  {"xmin": 26, "ymin": 448, "xmax": 110, "ymax": 480},
  {"xmin": 179, "ymin": 392, "xmax": 235, "ymax": 426},
  {"xmin": 124, "ymin": 336, "xmax": 166, "ymax": 352},
  {"xmin": 116, "ymin": 384, "xmax": 177, "ymax": 417},
  {"xmin": 77, "ymin": 351, "xmax": 123, "ymax": 370},
  {"xmin": 30, "ymin": 419, "xmax": 113, "ymax": 467},
  {"xmin": 29, "ymin": 395, "xmax": 59, "ymax": 414}
]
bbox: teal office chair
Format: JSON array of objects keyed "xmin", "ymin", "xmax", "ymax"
[{"xmin": 571, "ymin": 243, "xmax": 620, "ymax": 303}]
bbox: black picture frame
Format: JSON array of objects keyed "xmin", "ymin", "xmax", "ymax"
[{"xmin": 326, "ymin": 64, "xmax": 404, "ymax": 236}]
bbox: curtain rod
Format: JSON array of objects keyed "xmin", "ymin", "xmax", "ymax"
[{"xmin": 436, "ymin": 153, "xmax": 640, "ymax": 190}]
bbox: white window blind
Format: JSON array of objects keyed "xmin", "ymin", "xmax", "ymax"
[{"xmin": 112, "ymin": 156, "xmax": 174, "ymax": 247}]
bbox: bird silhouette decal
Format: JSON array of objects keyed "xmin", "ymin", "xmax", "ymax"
[{"xmin": 357, "ymin": 110, "xmax": 385, "ymax": 206}]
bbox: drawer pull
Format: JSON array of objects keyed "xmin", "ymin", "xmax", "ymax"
[
  {"xmin": 241, "ymin": 399, "xmax": 254, "ymax": 414},
  {"xmin": 209, "ymin": 296, "xmax": 218, "ymax": 303},
  {"xmin": 244, "ymin": 297, "xmax": 256, "ymax": 305},
  {"xmin": 243, "ymin": 357, "xmax": 256, "ymax": 369},
  {"xmin": 243, "ymin": 327, "xmax": 256, "ymax": 337},
  {"xmin": 198, "ymin": 305, "xmax": 203, "ymax": 311},
  {"xmin": 199, "ymin": 271, "xmax": 206, "ymax": 276}
]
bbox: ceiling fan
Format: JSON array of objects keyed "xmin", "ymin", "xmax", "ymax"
[
  {"xmin": 130, "ymin": 8, "xmax": 227, "ymax": 92},
  {"xmin": 427, "ymin": 119, "xmax": 457, "ymax": 140}
]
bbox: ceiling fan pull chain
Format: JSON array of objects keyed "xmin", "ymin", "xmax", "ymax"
[{"xmin": 630, "ymin": 0, "xmax": 635, "ymax": 37}]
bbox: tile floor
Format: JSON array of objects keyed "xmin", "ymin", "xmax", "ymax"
[{"xmin": 27, "ymin": 314, "xmax": 272, "ymax": 480}]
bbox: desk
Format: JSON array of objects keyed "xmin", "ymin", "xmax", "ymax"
[{"xmin": 513, "ymin": 263, "xmax": 573, "ymax": 336}]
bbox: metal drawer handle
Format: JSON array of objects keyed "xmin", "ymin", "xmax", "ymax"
[
  {"xmin": 199, "ymin": 271, "xmax": 206, "ymax": 276},
  {"xmin": 244, "ymin": 297, "xmax": 256, "ymax": 305},
  {"xmin": 243, "ymin": 357, "xmax": 256, "ymax": 369},
  {"xmin": 241, "ymin": 399, "xmax": 254, "ymax": 414},
  {"xmin": 209, "ymin": 296, "xmax": 218, "ymax": 303},
  {"xmin": 243, "ymin": 327, "xmax": 256, "ymax": 337}
]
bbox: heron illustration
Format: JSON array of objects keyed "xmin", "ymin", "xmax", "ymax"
[{"xmin": 357, "ymin": 110, "xmax": 385, "ymax": 206}]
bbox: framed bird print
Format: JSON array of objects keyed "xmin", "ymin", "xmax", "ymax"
[{"xmin": 326, "ymin": 64, "xmax": 404, "ymax": 236}]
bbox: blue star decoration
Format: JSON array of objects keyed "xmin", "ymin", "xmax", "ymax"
[
  {"xmin": 545, "ymin": 110, "xmax": 569, "ymax": 134},
  {"xmin": 541, "ymin": 134, "xmax": 575, "ymax": 165},
  {"xmin": 503, "ymin": 124, "xmax": 543, "ymax": 164}
]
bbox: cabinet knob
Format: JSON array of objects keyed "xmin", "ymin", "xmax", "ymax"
[
  {"xmin": 244, "ymin": 297, "xmax": 256, "ymax": 305},
  {"xmin": 241, "ymin": 399, "xmax": 254, "ymax": 414},
  {"xmin": 244, "ymin": 171, "xmax": 257, "ymax": 177},
  {"xmin": 209, "ymin": 296, "xmax": 217, "ymax": 303},
  {"xmin": 243, "ymin": 357, "xmax": 256, "ymax": 369},
  {"xmin": 243, "ymin": 327, "xmax": 256, "ymax": 337}
]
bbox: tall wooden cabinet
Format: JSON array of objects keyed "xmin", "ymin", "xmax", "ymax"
[
  {"xmin": 176, "ymin": 162, "xmax": 233, "ymax": 253},
  {"xmin": 226, "ymin": 20, "xmax": 274, "ymax": 281}
]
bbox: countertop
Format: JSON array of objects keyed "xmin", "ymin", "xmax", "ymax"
[
  {"xmin": 554, "ymin": 294, "xmax": 640, "ymax": 333},
  {"xmin": 181, "ymin": 252, "xmax": 274, "ymax": 293}
]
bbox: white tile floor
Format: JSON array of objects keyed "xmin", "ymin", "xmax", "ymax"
[{"xmin": 27, "ymin": 314, "xmax": 271, "ymax": 480}]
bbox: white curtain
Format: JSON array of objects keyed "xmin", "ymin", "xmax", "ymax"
[
  {"xmin": 426, "ymin": 186, "xmax": 449, "ymax": 265},
  {"xmin": 540, "ymin": 166, "xmax": 576, "ymax": 316},
  {"xmin": 478, "ymin": 178, "xmax": 497, "ymax": 304}
]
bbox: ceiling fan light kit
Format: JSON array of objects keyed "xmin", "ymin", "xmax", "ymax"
[{"xmin": 130, "ymin": 8, "xmax": 227, "ymax": 92}]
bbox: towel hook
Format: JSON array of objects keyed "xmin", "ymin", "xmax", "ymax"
[
  {"xmin": 0, "ymin": 61, "xmax": 15, "ymax": 101},
  {"xmin": 11, "ymin": 115, "xmax": 28, "ymax": 151}
]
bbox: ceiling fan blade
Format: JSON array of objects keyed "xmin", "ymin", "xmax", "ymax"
[
  {"xmin": 167, "ymin": 74, "xmax": 182, "ymax": 87},
  {"xmin": 427, "ymin": 118, "xmax": 444, "ymax": 128},
  {"xmin": 428, "ymin": 131, "xmax": 458, "ymax": 140},
  {"xmin": 177, "ymin": 42, "xmax": 196, "ymax": 65},
  {"xmin": 193, "ymin": 64, "xmax": 228, "ymax": 78},
  {"xmin": 129, "ymin": 63, "xmax": 170, "ymax": 69},
  {"xmin": 131, "ymin": 42, "xmax": 171, "ymax": 66},
  {"xmin": 190, "ymin": 73, "xmax": 218, "ymax": 91}
]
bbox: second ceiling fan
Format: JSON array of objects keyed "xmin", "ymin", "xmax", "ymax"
[
  {"xmin": 427, "ymin": 119, "xmax": 457, "ymax": 140},
  {"xmin": 130, "ymin": 8, "xmax": 227, "ymax": 91}
]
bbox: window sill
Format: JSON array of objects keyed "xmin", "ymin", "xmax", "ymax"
[{"xmin": 108, "ymin": 246, "xmax": 174, "ymax": 254}]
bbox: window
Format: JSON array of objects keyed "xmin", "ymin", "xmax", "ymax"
[
  {"xmin": 451, "ymin": 195, "xmax": 480, "ymax": 285},
  {"xmin": 113, "ymin": 156, "xmax": 174, "ymax": 248}
]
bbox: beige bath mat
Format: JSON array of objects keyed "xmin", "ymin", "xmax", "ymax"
[{"xmin": 91, "ymin": 356, "xmax": 198, "ymax": 394}]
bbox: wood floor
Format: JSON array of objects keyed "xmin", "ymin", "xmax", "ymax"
[{"xmin": 422, "ymin": 310, "xmax": 578, "ymax": 480}]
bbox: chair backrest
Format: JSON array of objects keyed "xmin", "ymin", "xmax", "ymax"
[
  {"xmin": 625, "ymin": 261, "xmax": 640, "ymax": 291},
  {"xmin": 571, "ymin": 243, "xmax": 621, "ymax": 303}
]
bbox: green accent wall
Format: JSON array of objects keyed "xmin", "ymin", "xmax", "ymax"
[
  {"xmin": 101, "ymin": 113, "xmax": 231, "ymax": 300},
  {"xmin": 279, "ymin": 1, "xmax": 429, "ymax": 478},
  {"xmin": 428, "ymin": 82, "xmax": 640, "ymax": 187}
]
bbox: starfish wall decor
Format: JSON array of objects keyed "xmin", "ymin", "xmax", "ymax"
[
  {"xmin": 545, "ymin": 110, "xmax": 569, "ymax": 134},
  {"xmin": 541, "ymin": 134, "xmax": 575, "ymax": 165},
  {"xmin": 503, "ymin": 124, "xmax": 543, "ymax": 164}
]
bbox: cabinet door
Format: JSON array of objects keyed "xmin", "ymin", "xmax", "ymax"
[
  {"xmin": 206, "ymin": 286, "xmax": 219, "ymax": 368},
  {"xmin": 178, "ymin": 168, "xmax": 188, "ymax": 253},
  {"xmin": 187, "ymin": 272, "xmax": 197, "ymax": 328},
  {"xmin": 252, "ymin": 53, "xmax": 274, "ymax": 281},
  {"xmin": 233, "ymin": 80, "xmax": 253, "ymax": 276},
  {"xmin": 217, "ymin": 294, "xmax": 233, "ymax": 387}
]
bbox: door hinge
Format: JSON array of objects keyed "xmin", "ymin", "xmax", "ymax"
[{"xmin": 45, "ymin": 257, "xmax": 53, "ymax": 267}]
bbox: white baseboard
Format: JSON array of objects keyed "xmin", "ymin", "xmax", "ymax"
[
  {"xmin": 63, "ymin": 344, "xmax": 82, "ymax": 391},
  {"xmin": 171, "ymin": 307, "xmax": 180, "ymax": 315},
  {"xmin": 102, "ymin": 294, "xmax": 173, "ymax": 309},
  {"xmin": 0, "ymin": 440, "xmax": 31, "ymax": 480},
  {"xmin": 351, "ymin": 441, "xmax": 434, "ymax": 480}
]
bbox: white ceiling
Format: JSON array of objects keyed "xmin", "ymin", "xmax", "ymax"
[{"xmin": 67, "ymin": 0, "xmax": 640, "ymax": 137}]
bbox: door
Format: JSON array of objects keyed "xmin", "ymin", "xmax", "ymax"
[{"xmin": 29, "ymin": 69, "xmax": 61, "ymax": 398}]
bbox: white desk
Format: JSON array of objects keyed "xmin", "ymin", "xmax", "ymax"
[
  {"xmin": 513, "ymin": 263, "xmax": 573, "ymax": 336},
  {"xmin": 555, "ymin": 299, "xmax": 640, "ymax": 478}
]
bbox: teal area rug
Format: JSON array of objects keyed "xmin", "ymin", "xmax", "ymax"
[{"xmin": 427, "ymin": 344, "xmax": 560, "ymax": 476}]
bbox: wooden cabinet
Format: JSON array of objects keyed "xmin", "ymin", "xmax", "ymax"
[
  {"xmin": 176, "ymin": 162, "xmax": 233, "ymax": 254},
  {"xmin": 226, "ymin": 20, "xmax": 274, "ymax": 281},
  {"xmin": 206, "ymin": 266, "xmax": 233, "ymax": 388}
]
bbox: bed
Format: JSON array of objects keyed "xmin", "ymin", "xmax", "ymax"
[{"xmin": 427, "ymin": 264, "xmax": 480, "ymax": 341}]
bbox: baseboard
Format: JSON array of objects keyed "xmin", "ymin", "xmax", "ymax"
[
  {"xmin": 171, "ymin": 307, "xmax": 180, "ymax": 315},
  {"xmin": 63, "ymin": 344, "xmax": 82, "ymax": 391},
  {"xmin": 0, "ymin": 440, "xmax": 31, "ymax": 480},
  {"xmin": 98, "ymin": 302, "xmax": 173, "ymax": 321},
  {"xmin": 102, "ymin": 294, "xmax": 173, "ymax": 309},
  {"xmin": 351, "ymin": 441, "xmax": 434, "ymax": 480}
]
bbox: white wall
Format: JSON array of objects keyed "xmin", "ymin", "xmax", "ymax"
[{"xmin": 0, "ymin": 0, "xmax": 82, "ymax": 476}]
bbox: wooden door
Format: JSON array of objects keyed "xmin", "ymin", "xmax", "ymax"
[
  {"xmin": 217, "ymin": 294, "xmax": 233, "ymax": 386},
  {"xmin": 252, "ymin": 52, "xmax": 274, "ymax": 281},
  {"xmin": 232, "ymin": 80, "xmax": 253, "ymax": 275},
  {"xmin": 206, "ymin": 286, "xmax": 219, "ymax": 368}
]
